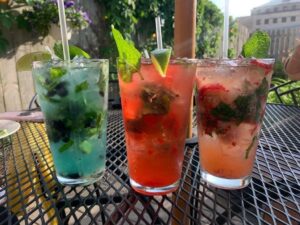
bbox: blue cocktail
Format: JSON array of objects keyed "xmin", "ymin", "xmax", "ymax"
[{"xmin": 32, "ymin": 59, "xmax": 109, "ymax": 185}]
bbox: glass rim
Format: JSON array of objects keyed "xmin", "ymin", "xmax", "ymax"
[
  {"xmin": 33, "ymin": 58, "xmax": 109, "ymax": 68},
  {"xmin": 117, "ymin": 57, "xmax": 198, "ymax": 65},
  {"xmin": 197, "ymin": 58, "xmax": 275, "ymax": 67}
]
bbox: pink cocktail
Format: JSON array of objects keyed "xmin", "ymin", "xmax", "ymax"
[{"xmin": 196, "ymin": 59, "xmax": 274, "ymax": 189}]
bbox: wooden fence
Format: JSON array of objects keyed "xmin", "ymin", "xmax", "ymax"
[{"xmin": 0, "ymin": 30, "xmax": 56, "ymax": 112}]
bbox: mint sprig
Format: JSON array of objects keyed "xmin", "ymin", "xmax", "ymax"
[
  {"xmin": 202, "ymin": 78, "xmax": 269, "ymax": 136},
  {"xmin": 59, "ymin": 140, "xmax": 74, "ymax": 153},
  {"xmin": 245, "ymin": 136, "xmax": 257, "ymax": 159},
  {"xmin": 141, "ymin": 84, "xmax": 178, "ymax": 115},
  {"xmin": 112, "ymin": 26, "xmax": 141, "ymax": 82},
  {"xmin": 241, "ymin": 30, "xmax": 271, "ymax": 58},
  {"xmin": 75, "ymin": 81, "xmax": 89, "ymax": 93},
  {"xmin": 53, "ymin": 42, "xmax": 91, "ymax": 60}
]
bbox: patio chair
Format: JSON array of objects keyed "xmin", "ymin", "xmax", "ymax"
[
  {"xmin": 268, "ymin": 80, "xmax": 300, "ymax": 106},
  {"xmin": 28, "ymin": 93, "xmax": 40, "ymax": 111}
]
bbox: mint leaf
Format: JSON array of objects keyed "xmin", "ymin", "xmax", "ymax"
[
  {"xmin": 255, "ymin": 78, "xmax": 269, "ymax": 122},
  {"xmin": 141, "ymin": 84, "xmax": 178, "ymax": 115},
  {"xmin": 98, "ymin": 71, "xmax": 108, "ymax": 96},
  {"xmin": 79, "ymin": 140, "xmax": 92, "ymax": 154},
  {"xmin": 112, "ymin": 27, "xmax": 141, "ymax": 82},
  {"xmin": 53, "ymin": 43, "xmax": 91, "ymax": 60},
  {"xmin": 75, "ymin": 81, "xmax": 89, "ymax": 93},
  {"xmin": 256, "ymin": 78, "xmax": 268, "ymax": 97},
  {"xmin": 245, "ymin": 136, "xmax": 257, "ymax": 159},
  {"xmin": 50, "ymin": 67, "xmax": 67, "ymax": 79},
  {"xmin": 234, "ymin": 94, "xmax": 255, "ymax": 123},
  {"xmin": 241, "ymin": 30, "xmax": 271, "ymax": 58},
  {"xmin": 59, "ymin": 140, "xmax": 74, "ymax": 153},
  {"xmin": 211, "ymin": 102, "xmax": 236, "ymax": 121}
]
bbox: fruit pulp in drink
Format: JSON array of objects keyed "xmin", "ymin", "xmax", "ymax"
[
  {"xmin": 119, "ymin": 60, "xmax": 196, "ymax": 194},
  {"xmin": 196, "ymin": 59, "xmax": 274, "ymax": 186}
]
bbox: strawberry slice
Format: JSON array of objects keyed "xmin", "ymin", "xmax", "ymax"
[
  {"xmin": 197, "ymin": 84, "xmax": 230, "ymax": 136},
  {"xmin": 198, "ymin": 84, "xmax": 228, "ymax": 109},
  {"xmin": 199, "ymin": 112, "xmax": 218, "ymax": 136},
  {"xmin": 250, "ymin": 59, "xmax": 273, "ymax": 75}
]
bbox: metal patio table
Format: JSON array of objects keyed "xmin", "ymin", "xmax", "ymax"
[{"xmin": 0, "ymin": 104, "xmax": 299, "ymax": 225}]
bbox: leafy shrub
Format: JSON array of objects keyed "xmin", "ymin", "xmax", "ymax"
[{"xmin": 268, "ymin": 78, "xmax": 300, "ymax": 106}]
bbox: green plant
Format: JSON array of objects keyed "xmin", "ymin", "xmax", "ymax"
[
  {"xmin": 18, "ymin": 0, "xmax": 91, "ymax": 36},
  {"xmin": 228, "ymin": 16, "xmax": 238, "ymax": 59},
  {"xmin": 196, "ymin": 0, "xmax": 223, "ymax": 58},
  {"xmin": 267, "ymin": 78, "xmax": 300, "ymax": 105},
  {"xmin": 0, "ymin": 0, "xmax": 91, "ymax": 55},
  {"xmin": 272, "ymin": 60, "xmax": 287, "ymax": 79},
  {"xmin": 96, "ymin": 0, "xmax": 169, "ymax": 71},
  {"xmin": 0, "ymin": 8, "xmax": 16, "ymax": 54},
  {"xmin": 97, "ymin": 0, "xmax": 224, "ymax": 65},
  {"xmin": 0, "ymin": 31, "xmax": 8, "ymax": 54},
  {"xmin": 16, "ymin": 41, "xmax": 91, "ymax": 71}
]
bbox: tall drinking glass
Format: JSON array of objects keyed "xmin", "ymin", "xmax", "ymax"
[
  {"xmin": 32, "ymin": 59, "xmax": 109, "ymax": 186},
  {"xmin": 118, "ymin": 59, "xmax": 196, "ymax": 195},
  {"xmin": 196, "ymin": 59, "xmax": 274, "ymax": 189}
]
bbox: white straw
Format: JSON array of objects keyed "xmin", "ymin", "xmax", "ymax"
[
  {"xmin": 57, "ymin": 0, "xmax": 70, "ymax": 62},
  {"xmin": 155, "ymin": 16, "xmax": 163, "ymax": 49},
  {"xmin": 143, "ymin": 49, "xmax": 150, "ymax": 59},
  {"xmin": 222, "ymin": 0, "xmax": 229, "ymax": 58}
]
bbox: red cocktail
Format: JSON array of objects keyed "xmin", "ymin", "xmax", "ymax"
[{"xmin": 119, "ymin": 59, "xmax": 196, "ymax": 195}]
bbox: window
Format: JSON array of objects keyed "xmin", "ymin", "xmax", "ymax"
[
  {"xmin": 273, "ymin": 18, "xmax": 278, "ymax": 23},
  {"xmin": 274, "ymin": 7, "xmax": 278, "ymax": 12},
  {"xmin": 256, "ymin": 20, "xmax": 261, "ymax": 25},
  {"xmin": 282, "ymin": 17, "xmax": 287, "ymax": 22},
  {"xmin": 265, "ymin": 19, "xmax": 269, "ymax": 24},
  {"xmin": 291, "ymin": 16, "xmax": 296, "ymax": 22}
]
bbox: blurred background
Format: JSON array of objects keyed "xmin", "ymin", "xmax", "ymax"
[{"xmin": 0, "ymin": 0, "xmax": 299, "ymax": 112}]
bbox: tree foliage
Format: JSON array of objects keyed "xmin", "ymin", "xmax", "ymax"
[
  {"xmin": 196, "ymin": 0, "xmax": 223, "ymax": 58},
  {"xmin": 97, "ymin": 0, "xmax": 223, "ymax": 60},
  {"xmin": 96, "ymin": 0, "xmax": 164, "ymax": 66},
  {"xmin": 228, "ymin": 16, "xmax": 238, "ymax": 58},
  {"xmin": 0, "ymin": 4, "xmax": 16, "ymax": 54},
  {"xmin": 268, "ymin": 78, "xmax": 300, "ymax": 105},
  {"xmin": 272, "ymin": 60, "xmax": 287, "ymax": 79}
]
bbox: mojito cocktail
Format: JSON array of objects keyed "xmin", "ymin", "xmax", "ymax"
[
  {"xmin": 119, "ymin": 59, "xmax": 196, "ymax": 195},
  {"xmin": 33, "ymin": 59, "xmax": 109, "ymax": 185},
  {"xmin": 196, "ymin": 59, "xmax": 274, "ymax": 189}
]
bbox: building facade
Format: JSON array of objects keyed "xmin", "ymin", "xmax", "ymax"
[{"xmin": 237, "ymin": 0, "xmax": 300, "ymax": 60}]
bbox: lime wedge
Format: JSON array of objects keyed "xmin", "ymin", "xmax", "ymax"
[
  {"xmin": 150, "ymin": 48, "xmax": 172, "ymax": 77},
  {"xmin": 16, "ymin": 52, "xmax": 51, "ymax": 72}
]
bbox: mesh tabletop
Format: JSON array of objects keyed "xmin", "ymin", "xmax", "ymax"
[{"xmin": 0, "ymin": 104, "xmax": 299, "ymax": 225}]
